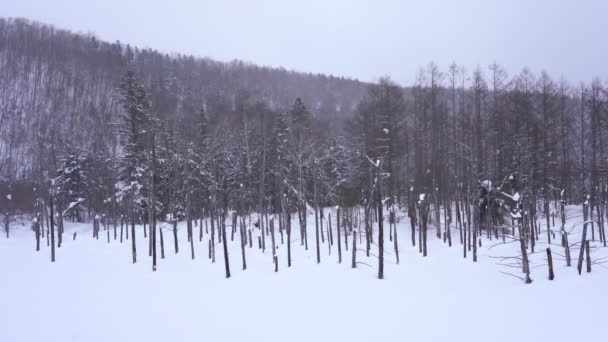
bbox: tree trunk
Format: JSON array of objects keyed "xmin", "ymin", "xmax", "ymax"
[
  {"xmin": 351, "ymin": 231, "xmax": 357, "ymax": 268},
  {"xmin": 546, "ymin": 248, "xmax": 554, "ymax": 280},
  {"xmin": 222, "ymin": 214, "xmax": 231, "ymax": 278},
  {"xmin": 160, "ymin": 226, "xmax": 165, "ymax": 259},
  {"xmin": 173, "ymin": 219, "xmax": 179, "ymax": 254},
  {"xmin": 131, "ymin": 214, "xmax": 136, "ymax": 264},
  {"xmin": 49, "ymin": 192, "xmax": 56, "ymax": 262},
  {"xmin": 577, "ymin": 203, "xmax": 589, "ymax": 275},
  {"xmin": 337, "ymin": 208, "xmax": 342, "ymax": 263},
  {"xmin": 377, "ymin": 173, "xmax": 384, "ymax": 279},
  {"xmin": 314, "ymin": 181, "xmax": 320, "ymax": 264}
]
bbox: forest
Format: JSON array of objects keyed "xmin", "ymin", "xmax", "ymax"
[{"xmin": 1, "ymin": 17, "xmax": 607, "ymax": 284}]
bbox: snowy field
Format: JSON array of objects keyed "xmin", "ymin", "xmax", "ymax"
[{"xmin": 1, "ymin": 206, "xmax": 606, "ymax": 342}]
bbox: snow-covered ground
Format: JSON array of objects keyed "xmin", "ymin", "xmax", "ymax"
[{"xmin": 1, "ymin": 206, "xmax": 606, "ymax": 342}]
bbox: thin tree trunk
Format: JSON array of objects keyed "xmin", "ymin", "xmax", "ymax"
[
  {"xmin": 131, "ymin": 214, "xmax": 136, "ymax": 264},
  {"xmin": 337, "ymin": 208, "xmax": 342, "ymax": 263},
  {"xmin": 173, "ymin": 219, "xmax": 179, "ymax": 254},
  {"xmin": 222, "ymin": 214, "xmax": 231, "ymax": 278},
  {"xmin": 351, "ymin": 231, "xmax": 357, "ymax": 268},
  {"xmin": 49, "ymin": 192, "xmax": 56, "ymax": 262},
  {"xmin": 546, "ymin": 248, "xmax": 554, "ymax": 280}
]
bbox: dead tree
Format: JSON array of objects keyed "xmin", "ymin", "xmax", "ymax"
[
  {"xmin": 517, "ymin": 217, "xmax": 532, "ymax": 284},
  {"xmin": 351, "ymin": 231, "xmax": 357, "ymax": 268},
  {"xmin": 221, "ymin": 213, "xmax": 231, "ymax": 278},
  {"xmin": 377, "ymin": 168, "xmax": 385, "ymax": 279},
  {"xmin": 577, "ymin": 200, "xmax": 589, "ymax": 275},
  {"xmin": 173, "ymin": 218, "xmax": 178, "ymax": 254},
  {"xmin": 392, "ymin": 208, "xmax": 399, "ymax": 264},
  {"xmin": 270, "ymin": 217, "xmax": 276, "ymax": 257},
  {"xmin": 286, "ymin": 209, "xmax": 292, "ymax": 267},
  {"xmin": 240, "ymin": 216, "xmax": 247, "ymax": 270},
  {"xmin": 131, "ymin": 214, "xmax": 136, "ymax": 263},
  {"xmin": 560, "ymin": 192, "xmax": 571, "ymax": 266},
  {"xmin": 546, "ymin": 248, "xmax": 554, "ymax": 280},
  {"xmin": 420, "ymin": 195, "xmax": 428, "ymax": 257},
  {"xmin": 33, "ymin": 216, "xmax": 41, "ymax": 251},
  {"xmin": 49, "ymin": 188, "xmax": 56, "ymax": 262},
  {"xmin": 585, "ymin": 241, "xmax": 591, "ymax": 273},
  {"xmin": 159, "ymin": 225, "xmax": 165, "ymax": 259},
  {"xmin": 314, "ymin": 180, "xmax": 321, "ymax": 264},
  {"xmin": 337, "ymin": 208, "xmax": 342, "ymax": 263}
]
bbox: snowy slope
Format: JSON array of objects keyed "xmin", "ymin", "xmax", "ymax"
[{"xmin": 0, "ymin": 206, "xmax": 606, "ymax": 342}]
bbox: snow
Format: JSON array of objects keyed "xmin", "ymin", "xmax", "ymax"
[
  {"xmin": 6, "ymin": 194, "xmax": 11, "ymax": 200},
  {"xmin": 0, "ymin": 205, "xmax": 606, "ymax": 342},
  {"xmin": 481, "ymin": 179, "xmax": 492, "ymax": 189}
]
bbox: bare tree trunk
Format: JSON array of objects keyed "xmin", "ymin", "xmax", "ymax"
[
  {"xmin": 351, "ymin": 231, "xmax": 357, "ymax": 268},
  {"xmin": 472, "ymin": 230, "xmax": 477, "ymax": 262},
  {"xmin": 240, "ymin": 217, "xmax": 247, "ymax": 270},
  {"xmin": 546, "ymin": 248, "xmax": 554, "ymax": 280},
  {"xmin": 577, "ymin": 203, "xmax": 589, "ymax": 275},
  {"xmin": 131, "ymin": 214, "xmax": 136, "ymax": 264},
  {"xmin": 585, "ymin": 240, "xmax": 591, "ymax": 273},
  {"xmin": 337, "ymin": 208, "xmax": 342, "ymax": 263},
  {"xmin": 160, "ymin": 226, "xmax": 165, "ymax": 259},
  {"xmin": 35, "ymin": 216, "xmax": 41, "ymax": 251},
  {"xmin": 287, "ymin": 210, "xmax": 292, "ymax": 267},
  {"xmin": 377, "ymin": 173, "xmax": 384, "ymax": 279},
  {"xmin": 187, "ymin": 195, "xmax": 194, "ymax": 260},
  {"xmin": 560, "ymin": 197, "xmax": 571, "ymax": 266},
  {"xmin": 314, "ymin": 181, "xmax": 320, "ymax": 264},
  {"xmin": 343, "ymin": 210, "xmax": 349, "ymax": 252},
  {"xmin": 518, "ymin": 220, "xmax": 532, "ymax": 284},
  {"xmin": 270, "ymin": 218, "xmax": 276, "ymax": 257},
  {"xmin": 221, "ymin": 214, "xmax": 231, "ymax": 278},
  {"xmin": 173, "ymin": 219, "xmax": 179, "ymax": 254},
  {"xmin": 392, "ymin": 208, "xmax": 399, "ymax": 264},
  {"xmin": 421, "ymin": 199, "xmax": 428, "ymax": 257},
  {"xmin": 49, "ymin": 192, "xmax": 56, "ymax": 262}
]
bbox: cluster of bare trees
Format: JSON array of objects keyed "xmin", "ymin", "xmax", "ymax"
[{"xmin": 2, "ymin": 19, "xmax": 608, "ymax": 282}]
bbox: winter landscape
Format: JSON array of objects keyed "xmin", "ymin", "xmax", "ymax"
[{"xmin": 1, "ymin": 1, "xmax": 608, "ymax": 341}]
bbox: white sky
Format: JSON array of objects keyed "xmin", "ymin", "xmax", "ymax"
[{"xmin": 2, "ymin": 0, "xmax": 607, "ymax": 85}]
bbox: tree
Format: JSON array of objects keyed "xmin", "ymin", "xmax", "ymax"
[{"xmin": 55, "ymin": 144, "xmax": 87, "ymax": 222}]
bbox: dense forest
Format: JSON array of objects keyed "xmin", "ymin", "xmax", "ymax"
[
  {"xmin": 1, "ymin": 18, "xmax": 608, "ymax": 278},
  {"xmin": 0, "ymin": 18, "xmax": 366, "ymax": 183}
]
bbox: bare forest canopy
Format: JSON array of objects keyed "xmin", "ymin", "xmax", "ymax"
[{"xmin": 1, "ymin": 17, "xmax": 606, "ymax": 220}]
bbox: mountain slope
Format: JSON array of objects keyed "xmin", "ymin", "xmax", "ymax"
[{"xmin": 0, "ymin": 17, "xmax": 367, "ymax": 180}]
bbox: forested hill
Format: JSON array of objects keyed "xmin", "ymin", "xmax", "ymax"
[{"xmin": 0, "ymin": 17, "xmax": 367, "ymax": 181}]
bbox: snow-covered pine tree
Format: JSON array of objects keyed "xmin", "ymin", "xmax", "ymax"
[
  {"xmin": 55, "ymin": 144, "xmax": 87, "ymax": 222},
  {"xmin": 116, "ymin": 70, "xmax": 153, "ymax": 217},
  {"xmin": 268, "ymin": 111, "xmax": 290, "ymax": 213}
]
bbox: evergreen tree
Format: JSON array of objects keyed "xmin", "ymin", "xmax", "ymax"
[
  {"xmin": 268, "ymin": 112, "xmax": 290, "ymax": 212},
  {"xmin": 55, "ymin": 144, "xmax": 87, "ymax": 222},
  {"xmin": 116, "ymin": 70, "xmax": 152, "ymax": 213}
]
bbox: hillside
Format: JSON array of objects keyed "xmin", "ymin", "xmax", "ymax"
[{"xmin": 0, "ymin": 17, "xmax": 367, "ymax": 181}]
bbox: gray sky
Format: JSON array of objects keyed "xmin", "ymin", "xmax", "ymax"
[{"xmin": 2, "ymin": 0, "xmax": 607, "ymax": 85}]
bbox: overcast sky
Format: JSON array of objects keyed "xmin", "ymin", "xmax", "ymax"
[{"xmin": 2, "ymin": 0, "xmax": 607, "ymax": 85}]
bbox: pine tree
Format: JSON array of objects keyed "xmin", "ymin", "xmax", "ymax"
[
  {"xmin": 269, "ymin": 112, "xmax": 290, "ymax": 212},
  {"xmin": 116, "ymin": 70, "xmax": 152, "ymax": 214},
  {"xmin": 55, "ymin": 144, "xmax": 87, "ymax": 222}
]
